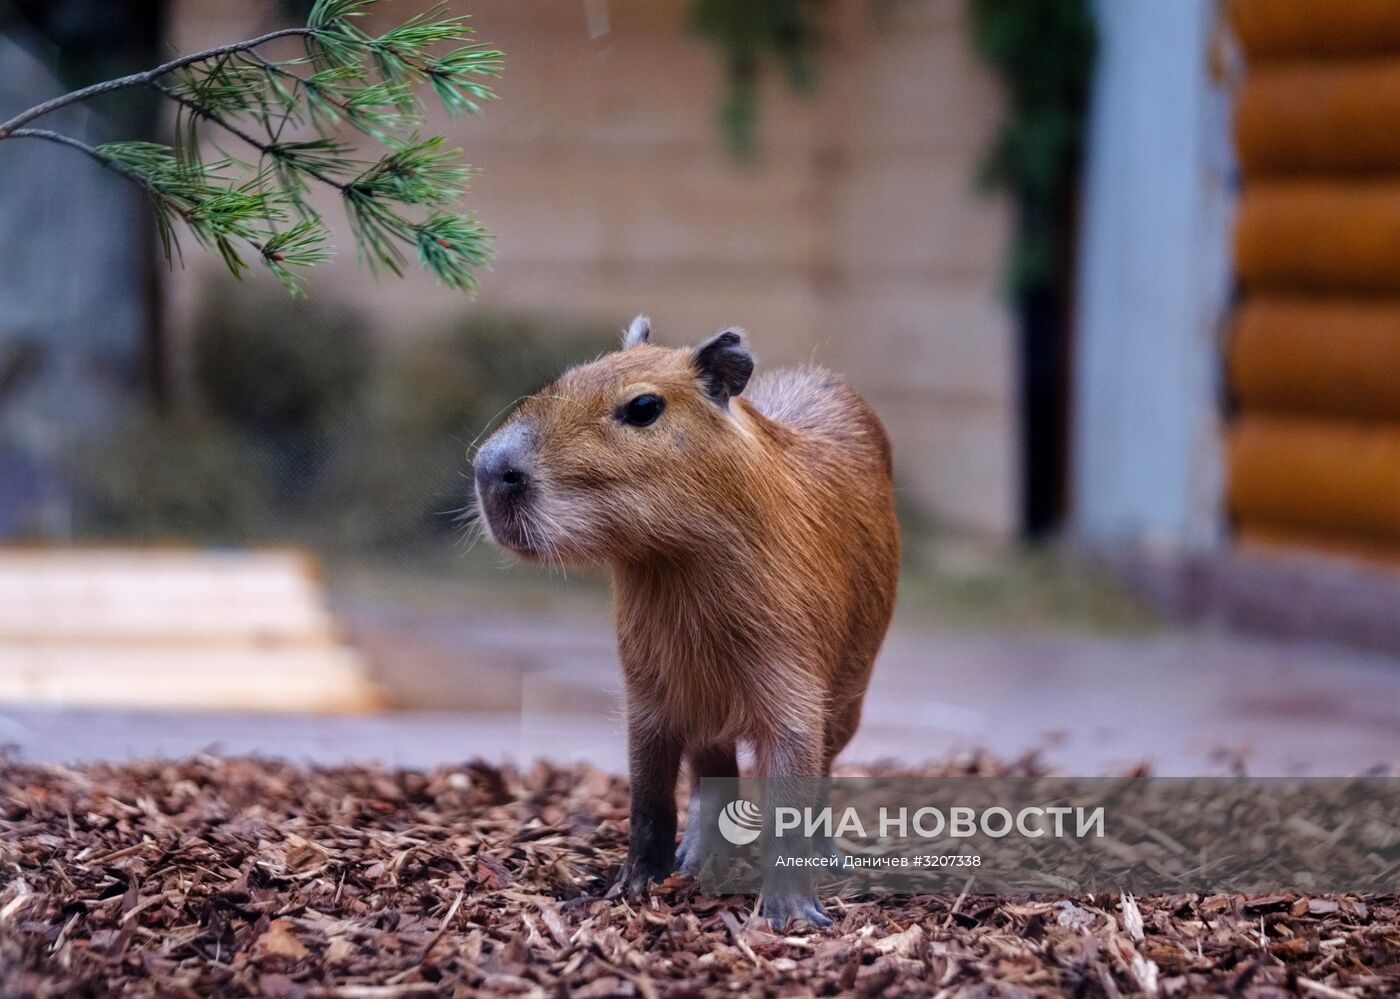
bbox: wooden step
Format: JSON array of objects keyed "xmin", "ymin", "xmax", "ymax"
[
  {"xmin": 0, "ymin": 646, "xmax": 382, "ymax": 712},
  {"xmin": 0, "ymin": 548, "xmax": 383, "ymax": 713},
  {"xmin": 0, "ymin": 548, "xmax": 336, "ymax": 642}
]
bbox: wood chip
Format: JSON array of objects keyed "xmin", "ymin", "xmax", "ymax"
[{"xmin": 1, "ymin": 754, "xmax": 1395, "ymax": 996}]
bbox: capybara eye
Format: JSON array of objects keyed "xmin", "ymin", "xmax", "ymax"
[{"xmin": 619, "ymin": 394, "xmax": 665, "ymax": 427}]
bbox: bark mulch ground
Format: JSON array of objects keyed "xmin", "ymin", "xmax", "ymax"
[{"xmin": 1, "ymin": 753, "xmax": 1396, "ymax": 997}]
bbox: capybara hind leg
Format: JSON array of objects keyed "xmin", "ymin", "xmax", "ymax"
[
  {"xmin": 676, "ymin": 742, "xmax": 738, "ymax": 875},
  {"xmin": 823, "ymin": 697, "xmax": 864, "ymax": 773}
]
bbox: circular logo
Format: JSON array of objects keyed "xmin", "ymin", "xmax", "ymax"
[{"xmin": 717, "ymin": 799, "xmax": 763, "ymax": 845}]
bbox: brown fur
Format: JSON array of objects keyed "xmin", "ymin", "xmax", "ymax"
[{"xmin": 473, "ymin": 320, "xmax": 899, "ymax": 925}]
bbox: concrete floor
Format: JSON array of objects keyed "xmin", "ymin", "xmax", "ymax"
[{"xmin": 5, "ymin": 606, "xmax": 1400, "ymax": 777}]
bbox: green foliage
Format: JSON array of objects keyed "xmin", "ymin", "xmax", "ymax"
[
  {"xmin": 428, "ymin": 44, "xmax": 506, "ymax": 116},
  {"xmin": 191, "ymin": 281, "xmax": 371, "ymax": 441},
  {"xmin": 0, "ymin": 1, "xmax": 503, "ymax": 295},
  {"xmin": 342, "ymin": 136, "xmax": 483, "ymax": 279},
  {"xmin": 321, "ymin": 313, "xmax": 612, "ymax": 548},
  {"xmin": 69, "ymin": 413, "xmax": 277, "ymax": 543},
  {"xmin": 260, "ymin": 219, "xmax": 334, "ymax": 288},
  {"xmin": 968, "ymin": 0, "xmax": 1097, "ymax": 296},
  {"xmin": 70, "ymin": 287, "xmax": 614, "ymax": 551},
  {"xmin": 690, "ymin": 0, "xmax": 823, "ymax": 159}
]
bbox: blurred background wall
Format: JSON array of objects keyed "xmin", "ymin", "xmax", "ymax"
[
  {"xmin": 0, "ymin": 1, "xmax": 164, "ymax": 539},
  {"xmin": 163, "ymin": 0, "xmax": 1020, "ymax": 538},
  {"xmin": 7, "ymin": 0, "xmax": 1400, "ymax": 658}
]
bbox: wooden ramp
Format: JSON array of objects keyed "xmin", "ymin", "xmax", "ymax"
[{"xmin": 0, "ymin": 549, "xmax": 383, "ymax": 712}]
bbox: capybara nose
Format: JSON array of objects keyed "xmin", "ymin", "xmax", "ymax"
[
  {"xmin": 498, "ymin": 466, "xmax": 527, "ymax": 493},
  {"xmin": 483, "ymin": 462, "xmax": 528, "ymax": 498},
  {"xmin": 475, "ymin": 424, "xmax": 532, "ymax": 502},
  {"xmin": 475, "ymin": 449, "xmax": 529, "ymax": 499}
]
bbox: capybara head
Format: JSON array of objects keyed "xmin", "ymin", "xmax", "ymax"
[{"xmin": 473, "ymin": 316, "xmax": 754, "ymax": 565}]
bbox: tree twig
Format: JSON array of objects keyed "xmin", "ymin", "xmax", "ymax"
[
  {"xmin": 0, "ymin": 27, "xmax": 314, "ymax": 137},
  {"xmin": 148, "ymin": 81, "xmax": 350, "ymax": 193},
  {"xmin": 5, "ymin": 128, "xmax": 169, "ymax": 203}
]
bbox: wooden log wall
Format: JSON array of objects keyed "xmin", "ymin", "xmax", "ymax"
[{"xmin": 1228, "ymin": 0, "xmax": 1400, "ymax": 555}]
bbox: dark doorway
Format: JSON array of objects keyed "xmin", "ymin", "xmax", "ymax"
[{"xmin": 1018, "ymin": 281, "xmax": 1072, "ymax": 536}]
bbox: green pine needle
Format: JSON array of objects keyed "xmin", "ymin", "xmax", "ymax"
[
  {"xmin": 342, "ymin": 80, "xmax": 420, "ymax": 136},
  {"xmin": 261, "ymin": 218, "xmax": 333, "ymax": 295},
  {"xmin": 426, "ymin": 44, "xmax": 502, "ymax": 116},
  {"xmin": 308, "ymin": 0, "xmax": 374, "ymax": 31},
  {"xmin": 367, "ymin": 6, "xmax": 471, "ymax": 82},
  {"xmin": 272, "ymin": 137, "xmax": 360, "ymax": 179},
  {"xmin": 415, "ymin": 212, "xmax": 491, "ymax": 291},
  {"xmin": 348, "ymin": 135, "xmax": 470, "ymax": 208},
  {"xmin": 344, "ymin": 186, "xmax": 415, "ymax": 277}
]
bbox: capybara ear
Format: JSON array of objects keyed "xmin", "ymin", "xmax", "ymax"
[
  {"xmin": 693, "ymin": 327, "xmax": 753, "ymax": 406},
  {"xmin": 622, "ymin": 314, "xmax": 651, "ymax": 349}
]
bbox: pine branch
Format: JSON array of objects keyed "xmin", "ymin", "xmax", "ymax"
[
  {"xmin": 0, "ymin": 28, "xmax": 315, "ymax": 136},
  {"xmin": 150, "ymin": 79, "xmax": 352, "ymax": 192},
  {"xmin": 7, "ymin": 128, "xmax": 168, "ymax": 197},
  {"xmin": 0, "ymin": 1, "xmax": 501, "ymax": 296}
]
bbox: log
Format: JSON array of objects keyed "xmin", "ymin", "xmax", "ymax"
[
  {"xmin": 1236, "ymin": 524, "xmax": 1400, "ymax": 565},
  {"xmin": 1229, "ymin": 297, "xmax": 1400, "ymax": 420},
  {"xmin": 1236, "ymin": 59, "xmax": 1400, "ymax": 175},
  {"xmin": 1228, "ymin": 415, "xmax": 1400, "ymax": 544},
  {"xmin": 1236, "ymin": 182, "xmax": 1400, "ymax": 294},
  {"xmin": 1231, "ymin": 0, "xmax": 1400, "ymax": 58}
]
